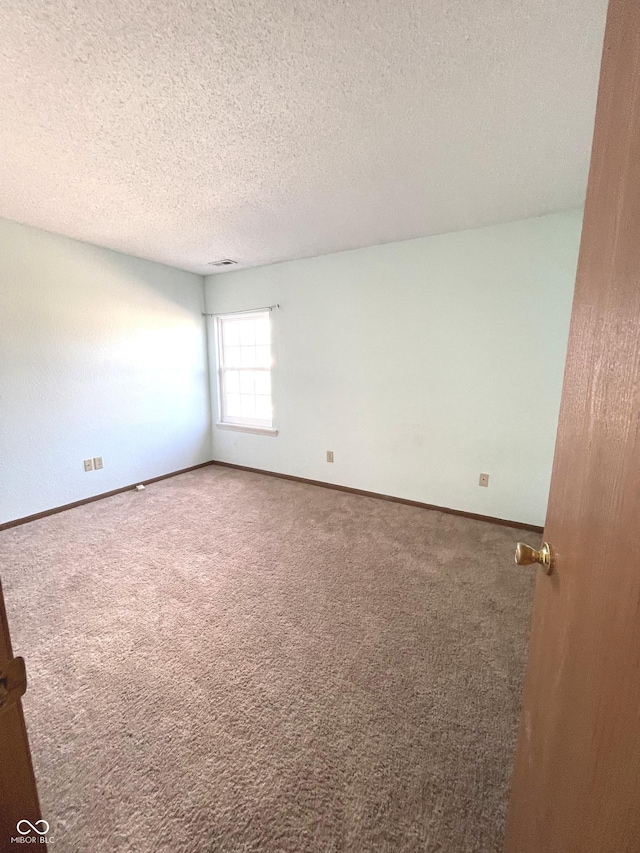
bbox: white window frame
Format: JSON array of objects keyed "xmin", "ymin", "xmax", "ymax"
[{"xmin": 215, "ymin": 311, "xmax": 277, "ymax": 435}]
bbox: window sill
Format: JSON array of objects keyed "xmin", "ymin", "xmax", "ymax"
[{"xmin": 215, "ymin": 422, "xmax": 278, "ymax": 436}]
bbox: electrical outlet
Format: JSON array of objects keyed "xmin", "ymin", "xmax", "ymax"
[
  {"xmin": 479, "ymin": 473, "xmax": 489, "ymax": 487},
  {"xmin": 83, "ymin": 459, "xmax": 94, "ymax": 472},
  {"xmin": 93, "ymin": 456, "xmax": 104, "ymax": 470},
  {"xmin": 326, "ymin": 451, "xmax": 334, "ymax": 463}
]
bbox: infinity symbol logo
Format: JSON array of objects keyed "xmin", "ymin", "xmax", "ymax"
[{"xmin": 16, "ymin": 819, "xmax": 50, "ymax": 836}]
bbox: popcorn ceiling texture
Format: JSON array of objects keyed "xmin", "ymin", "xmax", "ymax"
[
  {"xmin": 1, "ymin": 466, "xmax": 537, "ymax": 852},
  {"xmin": 0, "ymin": 0, "xmax": 606, "ymax": 273}
]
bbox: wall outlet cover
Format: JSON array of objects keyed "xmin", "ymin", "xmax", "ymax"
[
  {"xmin": 93, "ymin": 456, "xmax": 104, "ymax": 470},
  {"xmin": 83, "ymin": 459, "xmax": 94, "ymax": 472},
  {"xmin": 479, "ymin": 473, "xmax": 489, "ymax": 487}
]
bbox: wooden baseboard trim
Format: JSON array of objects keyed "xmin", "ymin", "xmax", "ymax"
[
  {"xmin": 0, "ymin": 462, "xmax": 214, "ymax": 531},
  {"xmin": 210, "ymin": 460, "xmax": 544, "ymax": 533},
  {"xmin": 0, "ymin": 459, "xmax": 543, "ymax": 535}
]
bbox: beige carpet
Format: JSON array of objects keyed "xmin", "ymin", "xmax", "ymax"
[{"xmin": 0, "ymin": 466, "xmax": 537, "ymax": 852}]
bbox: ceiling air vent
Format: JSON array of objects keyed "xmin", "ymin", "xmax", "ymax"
[{"xmin": 207, "ymin": 258, "xmax": 238, "ymax": 267}]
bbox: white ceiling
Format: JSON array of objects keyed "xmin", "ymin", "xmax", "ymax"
[{"xmin": 0, "ymin": 0, "xmax": 607, "ymax": 274}]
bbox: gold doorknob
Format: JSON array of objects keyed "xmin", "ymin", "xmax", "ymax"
[{"xmin": 515, "ymin": 542, "xmax": 553, "ymax": 574}]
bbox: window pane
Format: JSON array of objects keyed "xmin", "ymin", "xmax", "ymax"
[
  {"xmin": 256, "ymin": 346, "xmax": 271, "ymax": 368},
  {"xmin": 255, "ymin": 395, "xmax": 272, "ymax": 421},
  {"xmin": 240, "ymin": 346, "xmax": 256, "ymax": 367},
  {"xmin": 255, "ymin": 319, "xmax": 270, "ymax": 345},
  {"xmin": 254, "ymin": 371, "xmax": 271, "ymax": 395},
  {"xmin": 240, "ymin": 321, "xmax": 255, "ymax": 346},
  {"xmin": 240, "ymin": 395, "xmax": 255, "ymax": 418},
  {"xmin": 239, "ymin": 371, "xmax": 255, "ymax": 394},
  {"xmin": 224, "ymin": 346, "xmax": 242, "ymax": 368},
  {"xmin": 218, "ymin": 311, "xmax": 273, "ymax": 427},
  {"xmin": 225, "ymin": 393, "xmax": 241, "ymax": 417},
  {"xmin": 223, "ymin": 320, "xmax": 242, "ymax": 347},
  {"xmin": 224, "ymin": 370, "xmax": 240, "ymax": 394}
]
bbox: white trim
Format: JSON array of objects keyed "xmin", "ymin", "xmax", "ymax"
[
  {"xmin": 215, "ymin": 423, "xmax": 278, "ymax": 436},
  {"xmin": 216, "ymin": 310, "xmax": 274, "ymax": 429}
]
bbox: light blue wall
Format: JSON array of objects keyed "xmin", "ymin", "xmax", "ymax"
[
  {"xmin": 0, "ymin": 218, "xmax": 211, "ymax": 524},
  {"xmin": 0, "ymin": 210, "xmax": 581, "ymax": 527},
  {"xmin": 205, "ymin": 211, "xmax": 583, "ymax": 526}
]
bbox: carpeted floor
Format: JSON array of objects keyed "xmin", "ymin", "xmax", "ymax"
[{"xmin": 0, "ymin": 466, "xmax": 537, "ymax": 852}]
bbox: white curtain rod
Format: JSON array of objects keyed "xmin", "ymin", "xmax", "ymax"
[{"xmin": 201, "ymin": 304, "xmax": 280, "ymax": 318}]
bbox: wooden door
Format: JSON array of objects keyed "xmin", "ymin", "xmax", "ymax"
[
  {"xmin": 506, "ymin": 1, "xmax": 640, "ymax": 851},
  {"xmin": 0, "ymin": 577, "xmax": 41, "ymax": 847}
]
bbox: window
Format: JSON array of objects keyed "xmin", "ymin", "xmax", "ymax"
[{"xmin": 216, "ymin": 311, "xmax": 275, "ymax": 432}]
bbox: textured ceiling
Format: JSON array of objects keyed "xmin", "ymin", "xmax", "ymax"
[{"xmin": 0, "ymin": 0, "xmax": 607, "ymax": 274}]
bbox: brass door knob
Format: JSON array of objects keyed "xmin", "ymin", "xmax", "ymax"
[{"xmin": 515, "ymin": 542, "xmax": 553, "ymax": 574}]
